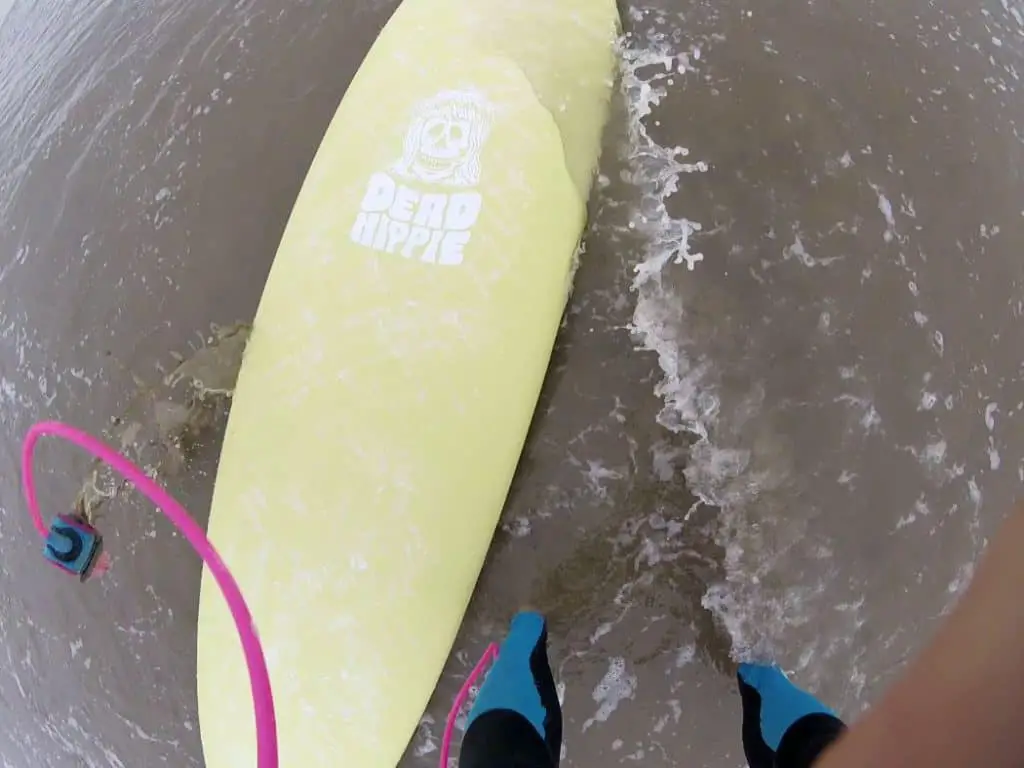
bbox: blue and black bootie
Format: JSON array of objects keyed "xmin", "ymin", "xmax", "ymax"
[
  {"xmin": 738, "ymin": 663, "xmax": 846, "ymax": 768},
  {"xmin": 461, "ymin": 611, "xmax": 562, "ymax": 768}
]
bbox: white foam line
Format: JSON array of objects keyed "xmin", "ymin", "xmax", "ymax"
[
  {"xmin": 618, "ymin": 22, "xmax": 838, "ymax": 665},
  {"xmin": 618, "ymin": 30, "xmax": 712, "ymax": 439}
]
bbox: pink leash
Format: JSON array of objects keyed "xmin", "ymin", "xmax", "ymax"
[
  {"xmin": 439, "ymin": 642, "xmax": 500, "ymax": 768},
  {"xmin": 23, "ymin": 419, "xmax": 496, "ymax": 768},
  {"xmin": 22, "ymin": 421, "xmax": 279, "ymax": 768}
]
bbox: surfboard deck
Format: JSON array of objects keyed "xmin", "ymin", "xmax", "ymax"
[{"xmin": 196, "ymin": 1, "xmax": 618, "ymax": 765}]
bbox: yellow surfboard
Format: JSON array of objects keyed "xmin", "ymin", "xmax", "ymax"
[{"xmin": 196, "ymin": 1, "xmax": 618, "ymax": 766}]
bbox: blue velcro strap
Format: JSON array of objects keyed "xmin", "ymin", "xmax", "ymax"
[{"xmin": 43, "ymin": 515, "xmax": 100, "ymax": 577}]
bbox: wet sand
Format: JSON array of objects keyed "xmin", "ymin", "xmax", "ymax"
[{"xmin": 0, "ymin": 0, "xmax": 1022, "ymax": 766}]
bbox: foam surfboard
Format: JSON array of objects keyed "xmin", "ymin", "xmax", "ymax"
[{"xmin": 195, "ymin": 0, "xmax": 619, "ymax": 765}]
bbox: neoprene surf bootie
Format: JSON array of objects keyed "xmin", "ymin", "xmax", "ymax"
[
  {"xmin": 461, "ymin": 611, "xmax": 562, "ymax": 767},
  {"xmin": 738, "ymin": 662, "xmax": 846, "ymax": 768}
]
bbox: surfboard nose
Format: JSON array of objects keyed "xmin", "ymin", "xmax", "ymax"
[{"xmin": 385, "ymin": 0, "xmax": 622, "ymax": 201}]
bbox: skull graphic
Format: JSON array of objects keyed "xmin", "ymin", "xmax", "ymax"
[{"xmin": 392, "ymin": 90, "xmax": 492, "ymax": 186}]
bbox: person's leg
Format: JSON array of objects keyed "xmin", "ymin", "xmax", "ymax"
[
  {"xmin": 738, "ymin": 663, "xmax": 846, "ymax": 768},
  {"xmin": 459, "ymin": 611, "xmax": 562, "ymax": 768}
]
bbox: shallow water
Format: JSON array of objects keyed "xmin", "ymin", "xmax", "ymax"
[{"xmin": 0, "ymin": 0, "xmax": 1022, "ymax": 766}]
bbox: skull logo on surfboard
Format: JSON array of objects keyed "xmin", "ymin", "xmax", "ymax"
[
  {"xmin": 349, "ymin": 89, "xmax": 493, "ymax": 265},
  {"xmin": 391, "ymin": 90, "xmax": 492, "ymax": 187}
]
